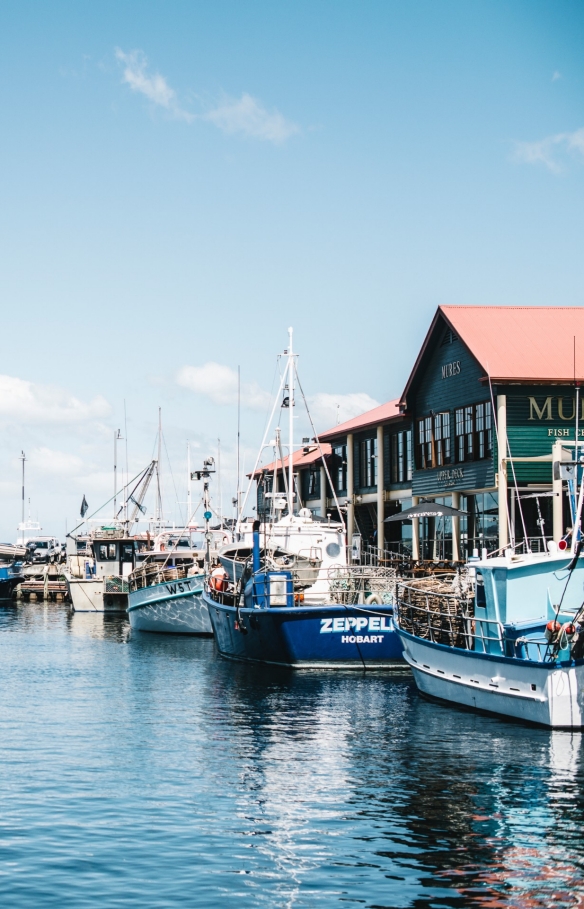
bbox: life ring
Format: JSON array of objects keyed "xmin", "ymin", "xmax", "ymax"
[
  {"xmin": 365, "ymin": 593, "xmax": 383, "ymax": 605},
  {"xmin": 210, "ymin": 566, "xmax": 228, "ymax": 592}
]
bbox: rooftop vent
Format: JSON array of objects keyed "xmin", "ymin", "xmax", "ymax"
[{"xmin": 441, "ymin": 328, "xmax": 458, "ymax": 346}]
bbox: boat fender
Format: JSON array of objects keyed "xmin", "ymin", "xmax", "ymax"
[
  {"xmin": 559, "ymin": 623, "xmax": 577, "ymax": 648},
  {"xmin": 210, "ymin": 566, "xmax": 228, "ymax": 592},
  {"xmin": 545, "ymin": 620, "xmax": 561, "ymax": 642},
  {"xmin": 365, "ymin": 593, "xmax": 383, "ymax": 605}
]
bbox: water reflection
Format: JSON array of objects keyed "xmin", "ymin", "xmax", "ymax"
[
  {"xmin": 0, "ymin": 606, "xmax": 583, "ymax": 907},
  {"xmin": 65, "ymin": 610, "xmax": 130, "ymax": 642}
]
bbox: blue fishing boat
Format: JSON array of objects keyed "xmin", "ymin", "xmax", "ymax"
[
  {"xmin": 204, "ymin": 520, "xmax": 402, "ymax": 668},
  {"xmin": 204, "ymin": 330, "xmax": 404, "ymax": 669},
  {"xmin": 0, "ymin": 546, "xmax": 25, "ymax": 599}
]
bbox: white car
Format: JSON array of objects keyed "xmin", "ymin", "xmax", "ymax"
[{"xmin": 26, "ymin": 537, "xmax": 60, "ymax": 565}]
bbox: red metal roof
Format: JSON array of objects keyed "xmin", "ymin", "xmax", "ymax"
[
  {"xmin": 401, "ymin": 305, "xmax": 584, "ymax": 405},
  {"xmin": 441, "ymin": 305, "xmax": 584, "ymax": 383},
  {"xmin": 319, "ymin": 399, "xmax": 402, "ymax": 440},
  {"xmin": 251, "ymin": 443, "xmax": 332, "ymax": 478}
]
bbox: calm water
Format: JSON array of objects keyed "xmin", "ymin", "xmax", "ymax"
[{"xmin": 0, "ymin": 603, "xmax": 583, "ymax": 908}]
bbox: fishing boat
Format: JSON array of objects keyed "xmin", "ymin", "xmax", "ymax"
[
  {"xmin": 203, "ymin": 330, "xmax": 404, "ymax": 669},
  {"xmin": 127, "ymin": 550, "xmax": 209, "ymax": 634},
  {"xmin": 66, "ymin": 526, "xmax": 139, "ymax": 613},
  {"xmin": 65, "ymin": 460, "xmax": 158, "ymax": 613},
  {"xmin": 394, "ymin": 372, "xmax": 584, "ymax": 728},
  {"xmin": 0, "ymin": 544, "xmax": 26, "ymax": 599},
  {"xmin": 127, "ymin": 459, "xmax": 225, "ymax": 634},
  {"xmin": 394, "ymin": 548, "xmax": 584, "ymax": 728}
]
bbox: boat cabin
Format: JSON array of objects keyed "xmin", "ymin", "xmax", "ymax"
[{"xmin": 90, "ymin": 535, "xmax": 137, "ymax": 578}]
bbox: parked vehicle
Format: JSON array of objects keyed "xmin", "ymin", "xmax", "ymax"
[{"xmin": 26, "ymin": 537, "xmax": 60, "ymax": 565}]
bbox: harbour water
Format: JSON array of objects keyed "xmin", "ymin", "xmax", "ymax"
[{"xmin": 0, "ymin": 603, "xmax": 583, "ymax": 908}]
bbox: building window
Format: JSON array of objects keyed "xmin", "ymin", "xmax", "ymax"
[
  {"xmin": 333, "ymin": 445, "xmax": 347, "ymax": 492},
  {"xmin": 455, "ymin": 402, "xmax": 492, "ymax": 462},
  {"xmin": 476, "ymin": 402, "xmax": 492, "ymax": 459},
  {"xmin": 359, "ymin": 437, "xmax": 377, "ymax": 487},
  {"xmin": 434, "ymin": 412, "xmax": 451, "ymax": 466},
  {"xmin": 307, "ymin": 467, "xmax": 319, "ymax": 497},
  {"xmin": 416, "ymin": 415, "xmax": 449, "ymax": 470},
  {"xmin": 417, "ymin": 417, "xmax": 433, "ymax": 469},
  {"xmin": 391, "ymin": 430, "xmax": 413, "ymax": 482}
]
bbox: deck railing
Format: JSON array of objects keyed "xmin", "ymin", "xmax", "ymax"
[
  {"xmin": 395, "ymin": 578, "xmax": 557, "ymax": 662},
  {"xmin": 129, "ymin": 562, "xmax": 200, "ymax": 593}
]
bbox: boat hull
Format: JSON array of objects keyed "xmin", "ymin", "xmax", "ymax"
[
  {"xmin": 204, "ymin": 592, "xmax": 404, "ymax": 668},
  {"xmin": 128, "ymin": 578, "xmax": 212, "ymax": 634},
  {"xmin": 398, "ymin": 628, "xmax": 584, "ymax": 728},
  {"xmin": 0, "ymin": 576, "xmax": 22, "ymax": 599},
  {"xmin": 67, "ymin": 577, "xmax": 128, "ymax": 613}
]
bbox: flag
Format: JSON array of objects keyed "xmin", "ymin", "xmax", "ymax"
[
  {"xmin": 80, "ymin": 495, "xmax": 88, "ymax": 518},
  {"xmin": 129, "ymin": 495, "xmax": 146, "ymax": 515}
]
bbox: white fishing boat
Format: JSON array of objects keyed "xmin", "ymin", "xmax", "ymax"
[
  {"xmin": 66, "ymin": 527, "xmax": 139, "ymax": 613},
  {"xmin": 65, "ymin": 460, "xmax": 158, "ymax": 613}
]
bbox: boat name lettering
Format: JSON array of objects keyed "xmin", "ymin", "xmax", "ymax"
[
  {"xmin": 441, "ymin": 361, "xmax": 461, "ymax": 379},
  {"xmin": 320, "ymin": 616, "xmax": 392, "ymax": 633},
  {"xmin": 164, "ymin": 580, "xmax": 192, "ymax": 595},
  {"xmin": 341, "ymin": 635, "xmax": 384, "ymax": 644}
]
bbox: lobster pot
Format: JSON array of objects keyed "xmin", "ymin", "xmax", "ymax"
[
  {"xmin": 327, "ymin": 567, "xmax": 397, "ymax": 606},
  {"xmin": 396, "ymin": 577, "xmax": 474, "ymax": 648},
  {"xmin": 105, "ymin": 576, "xmax": 129, "ymax": 595},
  {"xmin": 129, "ymin": 563, "xmax": 195, "ymax": 592}
]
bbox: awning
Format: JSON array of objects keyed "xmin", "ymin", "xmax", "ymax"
[{"xmin": 384, "ymin": 502, "xmax": 468, "ymax": 522}]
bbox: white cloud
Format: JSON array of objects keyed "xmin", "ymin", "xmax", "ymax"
[
  {"xmin": 28, "ymin": 448, "xmax": 84, "ymax": 476},
  {"xmin": 0, "ymin": 375, "xmax": 110, "ymax": 425},
  {"xmin": 514, "ymin": 127, "xmax": 584, "ymax": 173},
  {"xmin": 177, "ymin": 363, "xmax": 272, "ymax": 411},
  {"xmin": 113, "ymin": 49, "xmax": 299, "ymax": 143},
  {"xmin": 115, "ymin": 48, "xmax": 193, "ymax": 122},
  {"xmin": 552, "ymin": 71, "xmax": 562, "ymax": 82},
  {"xmin": 177, "ymin": 364, "xmax": 381, "ymax": 428},
  {"xmin": 204, "ymin": 93, "xmax": 300, "ymax": 144},
  {"xmin": 308, "ymin": 393, "xmax": 381, "ymax": 432}
]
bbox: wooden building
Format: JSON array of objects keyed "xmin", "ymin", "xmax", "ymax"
[
  {"xmin": 256, "ymin": 305, "xmax": 584, "ymax": 563},
  {"xmin": 399, "ymin": 305, "xmax": 584, "ymax": 559}
]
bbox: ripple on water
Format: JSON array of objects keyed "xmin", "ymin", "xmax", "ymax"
[{"xmin": 0, "ymin": 604, "xmax": 581, "ymax": 907}]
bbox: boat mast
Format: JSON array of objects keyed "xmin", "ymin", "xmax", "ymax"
[
  {"xmin": 113, "ymin": 429, "xmax": 121, "ymax": 519},
  {"xmin": 187, "ymin": 441, "xmax": 192, "ymax": 521},
  {"xmin": 287, "ymin": 327, "xmax": 294, "ymax": 517},
  {"xmin": 20, "ymin": 451, "xmax": 25, "ymax": 530},
  {"xmin": 572, "ymin": 337, "xmax": 583, "ymax": 556},
  {"xmin": 155, "ymin": 408, "xmax": 163, "ymax": 526}
]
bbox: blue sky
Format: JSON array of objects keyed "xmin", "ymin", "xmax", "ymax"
[{"xmin": 0, "ymin": 0, "xmax": 583, "ymax": 538}]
